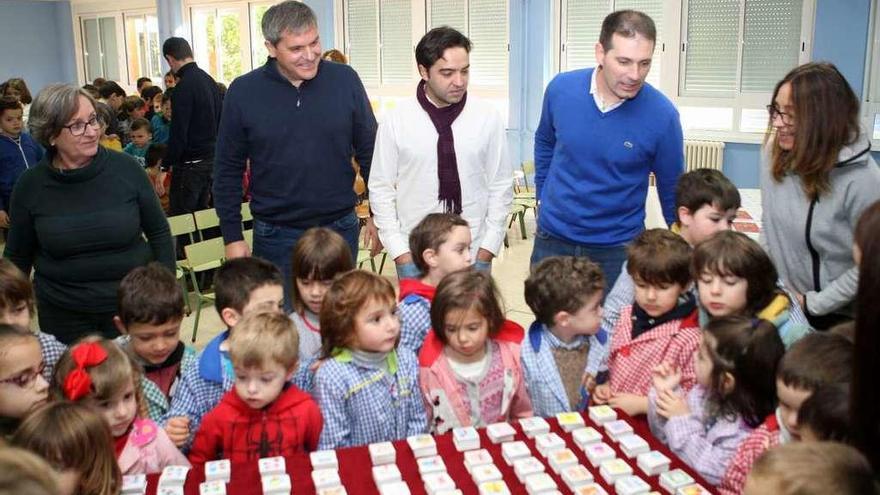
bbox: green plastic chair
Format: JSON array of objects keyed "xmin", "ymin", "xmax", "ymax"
[
  {"xmin": 183, "ymin": 237, "xmax": 225, "ymax": 342},
  {"xmin": 167, "ymin": 213, "xmax": 197, "ymax": 315},
  {"xmin": 243, "ymin": 229, "xmax": 254, "ymax": 249},
  {"xmin": 193, "ymin": 208, "xmax": 221, "ymax": 240},
  {"xmin": 241, "ymin": 202, "xmax": 253, "ymax": 224}
]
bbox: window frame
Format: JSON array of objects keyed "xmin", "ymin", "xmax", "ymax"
[
  {"xmin": 553, "ymin": 0, "xmax": 815, "ymax": 144},
  {"xmin": 862, "ymin": 0, "xmax": 880, "ymax": 150}
]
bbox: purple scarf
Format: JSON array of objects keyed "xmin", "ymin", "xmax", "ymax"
[{"xmin": 416, "ymin": 80, "xmax": 467, "ymax": 214}]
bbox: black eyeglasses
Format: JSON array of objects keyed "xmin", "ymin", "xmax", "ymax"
[
  {"xmin": 767, "ymin": 104, "xmax": 794, "ymax": 125},
  {"xmin": 0, "ymin": 362, "xmax": 46, "ymax": 389},
  {"xmin": 62, "ymin": 115, "xmax": 102, "ymax": 136}
]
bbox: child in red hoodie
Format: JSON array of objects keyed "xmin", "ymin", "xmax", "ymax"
[
  {"xmin": 398, "ymin": 213, "xmax": 473, "ymax": 354},
  {"xmin": 188, "ymin": 311, "xmax": 322, "ymax": 465}
]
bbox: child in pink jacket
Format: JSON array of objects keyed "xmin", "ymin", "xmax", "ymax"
[{"xmin": 418, "ymin": 270, "xmax": 533, "ymax": 433}]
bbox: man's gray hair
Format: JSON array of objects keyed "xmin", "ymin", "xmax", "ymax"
[
  {"xmin": 262, "ymin": 1, "xmax": 318, "ymax": 45},
  {"xmin": 28, "ymin": 84, "xmax": 97, "ymax": 148}
]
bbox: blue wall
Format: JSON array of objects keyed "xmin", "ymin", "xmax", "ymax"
[{"xmin": 0, "ymin": 1, "xmax": 77, "ymax": 94}]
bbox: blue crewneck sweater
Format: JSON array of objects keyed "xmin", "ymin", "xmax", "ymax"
[
  {"xmin": 534, "ymin": 68, "xmax": 683, "ymax": 246},
  {"xmin": 0, "ymin": 132, "xmax": 42, "ymax": 211},
  {"xmin": 213, "ymin": 59, "xmax": 377, "ymax": 242}
]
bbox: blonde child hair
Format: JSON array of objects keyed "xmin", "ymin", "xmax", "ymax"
[
  {"xmin": 12, "ymin": 401, "xmax": 121, "ymax": 495},
  {"xmin": 0, "ymin": 446, "xmax": 60, "ymax": 495},
  {"xmin": 746, "ymin": 442, "xmax": 879, "ymax": 495},
  {"xmin": 229, "ymin": 311, "xmax": 299, "ymax": 370}
]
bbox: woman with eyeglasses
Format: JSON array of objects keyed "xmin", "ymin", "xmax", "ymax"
[
  {"xmin": 2, "ymin": 84, "xmax": 174, "ymax": 344},
  {"xmin": 761, "ymin": 62, "xmax": 880, "ymax": 330}
]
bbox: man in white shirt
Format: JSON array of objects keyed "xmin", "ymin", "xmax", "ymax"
[{"xmin": 369, "ymin": 27, "xmax": 513, "ymax": 279}]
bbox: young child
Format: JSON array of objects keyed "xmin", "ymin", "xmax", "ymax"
[
  {"xmin": 118, "ymin": 95, "xmax": 147, "ymax": 145},
  {"xmin": 693, "ymin": 230, "xmax": 811, "ymax": 348},
  {"xmin": 399, "ymin": 213, "xmax": 472, "ymax": 354},
  {"xmin": 522, "ymin": 256, "xmax": 605, "ymax": 417},
  {"xmin": 798, "ymin": 383, "xmax": 852, "ymax": 443},
  {"xmin": 96, "ymin": 103, "xmax": 122, "ymax": 151},
  {"xmin": 114, "ymin": 262, "xmax": 197, "ymax": 422},
  {"xmin": 0, "ymin": 96, "xmax": 42, "ymax": 230},
  {"xmin": 0, "ymin": 446, "xmax": 61, "ymax": 495},
  {"xmin": 314, "ymin": 270, "xmax": 426, "ymax": 448},
  {"xmin": 12, "ymin": 401, "xmax": 122, "ymax": 495},
  {"xmin": 601, "ymin": 169, "xmax": 741, "ymax": 340},
  {"xmin": 420, "ymin": 269, "xmax": 532, "ymax": 433},
  {"xmin": 122, "ymin": 118, "xmax": 152, "ymax": 167},
  {"xmin": 150, "ymin": 91, "xmax": 171, "ymax": 145},
  {"xmin": 290, "ymin": 227, "xmax": 354, "ymax": 365},
  {"xmin": 0, "ymin": 259, "xmax": 67, "ymax": 381},
  {"xmin": 145, "ymin": 143, "xmax": 169, "ymax": 213},
  {"xmin": 744, "ymin": 442, "xmax": 878, "ymax": 495},
  {"xmin": 718, "ymin": 332, "xmax": 854, "ymax": 494},
  {"xmin": 53, "ymin": 337, "xmax": 189, "ymax": 474},
  {"xmin": 188, "ymin": 311, "xmax": 322, "ymax": 465},
  {"xmin": 0, "ymin": 324, "xmax": 49, "ymax": 437},
  {"xmin": 141, "ymin": 85, "xmax": 163, "ymax": 120},
  {"xmin": 648, "ymin": 317, "xmax": 785, "ymax": 486},
  {"xmin": 593, "ymin": 229, "xmax": 701, "ymax": 416},
  {"xmin": 164, "ymin": 257, "xmax": 285, "ymax": 449}
]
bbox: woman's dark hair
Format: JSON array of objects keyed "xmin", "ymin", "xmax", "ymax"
[
  {"xmin": 766, "ymin": 62, "xmax": 861, "ymax": 199},
  {"xmin": 852, "ymin": 200, "xmax": 880, "ymax": 471},
  {"xmin": 415, "ymin": 27, "xmax": 471, "ymax": 71},
  {"xmin": 703, "ymin": 316, "xmax": 785, "ymax": 428}
]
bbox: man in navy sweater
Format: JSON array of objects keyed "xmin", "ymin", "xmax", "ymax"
[
  {"xmin": 213, "ymin": 1, "xmax": 376, "ymax": 308},
  {"xmin": 532, "ymin": 10, "xmax": 683, "ymax": 291}
]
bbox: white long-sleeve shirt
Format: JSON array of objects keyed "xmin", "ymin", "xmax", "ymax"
[{"xmin": 369, "ymin": 97, "xmax": 513, "ymax": 259}]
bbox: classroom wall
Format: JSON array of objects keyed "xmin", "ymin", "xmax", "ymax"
[{"xmin": 0, "ymin": 0, "xmax": 78, "ymax": 95}]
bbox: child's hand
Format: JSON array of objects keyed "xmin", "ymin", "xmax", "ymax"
[
  {"xmin": 165, "ymin": 416, "xmax": 190, "ymax": 447},
  {"xmin": 655, "ymin": 388, "xmax": 690, "ymax": 419},
  {"xmin": 592, "ymin": 384, "xmax": 611, "ymax": 404},
  {"xmin": 581, "ymin": 372, "xmax": 597, "ymax": 393},
  {"xmin": 608, "ymin": 393, "xmax": 649, "ymax": 416},
  {"xmin": 0, "ymin": 210, "xmax": 8, "ymax": 228},
  {"xmin": 652, "ymin": 363, "xmax": 681, "ymax": 392}
]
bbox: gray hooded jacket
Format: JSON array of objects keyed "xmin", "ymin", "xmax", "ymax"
[{"xmin": 760, "ymin": 132, "xmax": 880, "ymax": 317}]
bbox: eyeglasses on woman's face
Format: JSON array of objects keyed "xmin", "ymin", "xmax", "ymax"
[{"xmin": 62, "ymin": 114, "xmax": 102, "ymax": 136}]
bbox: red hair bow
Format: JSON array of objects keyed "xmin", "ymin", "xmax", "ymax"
[{"xmin": 62, "ymin": 342, "xmax": 108, "ymax": 401}]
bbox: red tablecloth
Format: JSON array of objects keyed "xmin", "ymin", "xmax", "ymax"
[{"xmin": 146, "ymin": 411, "xmax": 715, "ymax": 494}]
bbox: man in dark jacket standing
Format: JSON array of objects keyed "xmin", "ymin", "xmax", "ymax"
[
  {"xmin": 163, "ymin": 37, "xmax": 221, "ymax": 216},
  {"xmin": 213, "ymin": 1, "xmax": 377, "ymax": 309}
]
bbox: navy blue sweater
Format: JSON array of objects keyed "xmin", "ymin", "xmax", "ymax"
[
  {"xmin": 0, "ymin": 132, "xmax": 42, "ymax": 211},
  {"xmin": 213, "ymin": 59, "xmax": 377, "ymax": 242}
]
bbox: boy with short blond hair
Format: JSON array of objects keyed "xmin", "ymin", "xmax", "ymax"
[
  {"xmin": 114, "ymin": 262, "xmax": 196, "ymax": 422},
  {"xmin": 744, "ymin": 442, "xmax": 877, "ymax": 495},
  {"xmin": 398, "ymin": 213, "xmax": 473, "ymax": 354},
  {"xmin": 719, "ymin": 332, "xmax": 854, "ymax": 495},
  {"xmin": 593, "ymin": 229, "xmax": 701, "ymax": 416},
  {"xmin": 188, "ymin": 311, "xmax": 322, "ymax": 464},
  {"xmin": 522, "ymin": 256, "xmax": 605, "ymax": 417},
  {"xmin": 163, "ymin": 257, "xmax": 285, "ymax": 449}
]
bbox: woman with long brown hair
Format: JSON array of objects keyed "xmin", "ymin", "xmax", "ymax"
[{"xmin": 760, "ymin": 62, "xmax": 880, "ymax": 330}]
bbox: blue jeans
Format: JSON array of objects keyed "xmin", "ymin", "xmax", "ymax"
[
  {"xmin": 395, "ymin": 258, "xmax": 492, "ymax": 281},
  {"xmin": 530, "ymin": 229, "xmax": 627, "ymax": 297},
  {"xmin": 253, "ymin": 211, "xmax": 360, "ymax": 312}
]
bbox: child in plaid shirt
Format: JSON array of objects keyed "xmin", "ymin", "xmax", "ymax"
[
  {"xmin": 398, "ymin": 213, "xmax": 473, "ymax": 354},
  {"xmin": 593, "ymin": 229, "xmax": 701, "ymax": 417},
  {"xmin": 718, "ymin": 332, "xmax": 853, "ymax": 494},
  {"xmin": 0, "ymin": 259, "xmax": 66, "ymax": 382},
  {"xmin": 522, "ymin": 256, "xmax": 605, "ymax": 418},
  {"xmin": 648, "ymin": 317, "xmax": 785, "ymax": 486},
  {"xmin": 114, "ymin": 263, "xmax": 197, "ymax": 423},
  {"xmin": 693, "ymin": 231, "xmax": 811, "ymax": 349},
  {"xmin": 290, "ymin": 227, "xmax": 354, "ymax": 369},
  {"xmin": 163, "ymin": 257, "xmax": 286, "ymax": 449},
  {"xmin": 315, "ymin": 270, "xmax": 427, "ymax": 449}
]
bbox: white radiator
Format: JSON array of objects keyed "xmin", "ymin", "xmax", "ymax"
[{"xmin": 684, "ymin": 140, "xmax": 725, "ymax": 172}]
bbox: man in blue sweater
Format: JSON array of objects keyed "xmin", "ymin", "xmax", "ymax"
[
  {"xmin": 532, "ymin": 10, "xmax": 683, "ymax": 291},
  {"xmin": 213, "ymin": 1, "xmax": 377, "ymax": 308}
]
